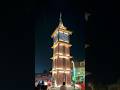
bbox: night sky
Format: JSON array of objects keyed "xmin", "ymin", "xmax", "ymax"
[{"xmin": 0, "ymin": 0, "xmax": 120, "ymax": 88}]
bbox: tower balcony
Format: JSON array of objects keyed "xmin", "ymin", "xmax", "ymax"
[
  {"xmin": 52, "ymin": 67, "xmax": 71, "ymax": 70},
  {"xmin": 53, "ymin": 53, "xmax": 70, "ymax": 56},
  {"xmin": 51, "ymin": 41, "xmax": 72, "ymax": 48},
  {"xmin": 51, "ymin": 54, "xmax": 72, "ymax": 60}
]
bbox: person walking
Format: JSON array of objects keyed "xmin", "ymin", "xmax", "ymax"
[
  {"xmin": 47, "ymin": 84, "xmax": 51, "ymax": 90},
  {"xmin": 41, "ymin": 80, "xmax": 44, "ymax": 90},
  {"xmin": 37, "ymin": 83, "xmax": 41, "ymax": 90},
  {"xmin": 60, "ymin": 82, "xmax": 67, "ymax": 90}
]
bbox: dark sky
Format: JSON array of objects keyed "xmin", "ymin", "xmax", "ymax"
[
  {"xmin": 85, "ymin": 1, "xmax": 120, "ymax": 84},
  {"xmin": 0, "ymin": 0, "xmax": 120, "ymax": 87}
]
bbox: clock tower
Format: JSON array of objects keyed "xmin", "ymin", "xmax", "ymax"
[{"xmin": 51, "ymin": 13, "xmax": 72, "ymax": 87}]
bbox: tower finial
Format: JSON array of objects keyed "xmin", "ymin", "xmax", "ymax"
[{"xmin": 59, "ymin": 12, "xmax": 63, "ymax": 24}]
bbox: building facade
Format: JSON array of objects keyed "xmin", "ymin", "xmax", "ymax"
[
  {"xmin": 51, "ymin": 14, "xmax": 72, "ymax": 87},
  {"xmin": 72, "ymin": 60, "xmax": 85, "ymax": 83}
]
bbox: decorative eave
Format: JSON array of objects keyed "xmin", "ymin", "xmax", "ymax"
[
  {"xmin": 51, "ymin": 29, "xmax": 58, "ymax": 38},
  {"xmin": 51, "ymin": 28, "xmax": 72, "ymax": 38},
  {"xmin": 51, "ymin": 41, "xmax": 72, "ymax": 48},
  {"xmin": 51, "ymin": 55, "xmax": 72, "ymax": 60}
]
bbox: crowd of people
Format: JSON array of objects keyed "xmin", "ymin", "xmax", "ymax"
[
  {"xmin": 35, "ymin": 81, "xmax": 85, "ymax": 90},
  {"xmin": 35, "ymin": 81, "xmax": 67, "ymax": 90},
  {"xmin": 35, "ymin": 80, "xmax": 51, "ymax": 90}
]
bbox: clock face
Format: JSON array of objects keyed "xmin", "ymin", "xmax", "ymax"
[
  {"xmin": 53, "ymin": 32, "xmax": 69, "ymax": 43},
  {"xmin": 59, "ymin": 32, "xmax": 69, "ymax": 42},
  {"xmin": 64, "ymin": 34, "xmax": 69, "ymax": 42}
]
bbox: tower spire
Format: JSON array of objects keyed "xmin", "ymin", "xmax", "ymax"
[{"xmin": 59, "ymin": 12, "xmax": 63, "ymax": 24}]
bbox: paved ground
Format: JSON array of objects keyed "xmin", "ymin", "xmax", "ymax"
[{"xmin": 51, "ymin": 87, "xmax": 79, "ymax": 90}]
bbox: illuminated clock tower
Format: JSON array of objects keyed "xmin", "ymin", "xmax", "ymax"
[{"xmin": 51, "ymin": 13, "xmax": 72, "ymax": 87}]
